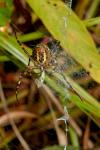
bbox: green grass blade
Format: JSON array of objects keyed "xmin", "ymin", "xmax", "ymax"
[
  {"xmin": 19, "ymin": 30, "xmax": 46, "ymax": 42},
  {"xmin": 0, "ymin": 31, "xmax": 29, "ymax": 67},
  {"xmin": 83, "ymin": 17, "xmax": 100, "ymax": 27},
  {"xmin": 0, "ymin": 55, "xmax": 9, "ymax": 61},
  {"xmin": 42, "ymin": 145, "xmax": 79, "ymax": 150},
  {"xmin": 69, "ymin": 127, "xmax": 79, "ymax": 147},
  {"xmin": 45, "ymin": 75, "xmax": 100, "ymax": 126}
]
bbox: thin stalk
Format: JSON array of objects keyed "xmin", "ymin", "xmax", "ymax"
[{"xmin": 69, "ymin": 127, "xmax": 79, "ymax": 148}]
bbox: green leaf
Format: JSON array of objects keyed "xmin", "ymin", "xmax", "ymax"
[
  {"xmin": 26, "ymin": 0, "xmax": 100, "ymax": 84},
  {"xmin": 0, "ymin": 0, "xmax": 13, "ymax": 26}
]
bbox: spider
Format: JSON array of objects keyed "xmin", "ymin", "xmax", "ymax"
[
  {"xmin": 10, "ymin": 6, "xmax": 83, "ymax": 102},
  {"xmin": 10, "ymin": 23, "xmax": 83, "ymax": 103},
  {"xmin": 12, "ymin": 27, "xmax": 62, "ymax": 101}
]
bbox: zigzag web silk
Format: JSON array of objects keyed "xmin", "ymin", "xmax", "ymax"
[{"xmin": 57, "ymin": 0, "xmax": 72, "ymax": 150}]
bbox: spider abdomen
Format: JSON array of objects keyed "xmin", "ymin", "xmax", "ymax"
[{"xmin": 33, "ymin": 43, "xmax": 53, "ymax": 68}]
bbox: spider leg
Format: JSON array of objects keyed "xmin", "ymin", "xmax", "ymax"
[
  {"xmin": 10, "ymin": 23, "xmax": 34, "ymax": 64},
  {"xmin": 60, "ymin": 73, "xmax": 83, "ymax": 101},
  {"xmin": 28, "ymin": 58, "xmax": 31, "ymax": 66},
  {"xmin": 51, "ymin": 68, "xmax": 83, "ymax": 101},
  {"xmin": 16, "ymin": 66, "xmax": 35, "ymax": 102},
  {"xmin": 16, "ymin": 72, "xmax": 24, "ymax": 103}
]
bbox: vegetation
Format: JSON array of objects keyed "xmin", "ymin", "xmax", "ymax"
[{"xmin": 0, "ymin": 0, "xmax": 100, "ymax": 149}]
